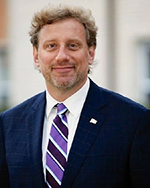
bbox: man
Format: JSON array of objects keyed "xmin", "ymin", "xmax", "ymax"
[{"xmin": 0, "ymin": 4, "xmax": 150, "ymax": 188}]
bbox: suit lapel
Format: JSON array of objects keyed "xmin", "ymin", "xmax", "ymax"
[
  {"xmin": 25, "ymin": 92, "xmax": 46, "ymax": 187},
  {"xmin": 61, "ymin": 80, "xmax": 106, "ymax": 188}
]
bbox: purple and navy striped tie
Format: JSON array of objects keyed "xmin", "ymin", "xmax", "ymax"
[{"xmin": 46, "ymin": 103, "xmax": 68, "ymax": 188}]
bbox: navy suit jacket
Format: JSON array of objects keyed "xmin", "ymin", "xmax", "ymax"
[{"xmin": 0, "ymin": 80, "xmax": 150, "ymax": 188}]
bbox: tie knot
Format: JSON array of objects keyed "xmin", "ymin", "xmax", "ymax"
[{"xmin": 57, "ymin": 103, "xmax": 67, "ymax": 114}]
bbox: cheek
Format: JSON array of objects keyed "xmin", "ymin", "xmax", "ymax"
[
  {"xmin": 77, "ymin": 59, "xmax": 90, "ymax": 73},
  {"xmin": 39, "ymin": 53, "xmax": 53, "ymax": 66}
]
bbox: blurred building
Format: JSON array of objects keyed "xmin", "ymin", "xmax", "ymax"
[
  {"xmin": 0, "ymin": 0, "xmax": 9, "ymax": 111},
  {"xmin": 1, "ymin": 0, "xmax": 150, "ymax": 111}
]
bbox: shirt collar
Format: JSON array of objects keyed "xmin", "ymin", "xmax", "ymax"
[{"xmin": 46, "ymin": 78, "xmax": 90, "ymax": 118}]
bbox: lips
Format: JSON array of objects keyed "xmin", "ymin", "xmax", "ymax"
[{"xmin": 52, "ymin": 65, "xmax": 75, "ymax": 73}]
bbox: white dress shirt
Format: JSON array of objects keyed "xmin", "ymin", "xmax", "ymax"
[{"xmin": 42, "ymin": 78, "xmax": 90, "ymax": 178}]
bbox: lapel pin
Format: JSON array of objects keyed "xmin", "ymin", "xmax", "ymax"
[{"xmin": 90, "ymin": 118, "xmax": 97, "ymax": 124}]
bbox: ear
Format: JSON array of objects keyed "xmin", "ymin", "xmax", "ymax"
[
  {"xmin": 33, "ymin": 46, "xmax": 40, "ymax": 68},
  {"xmin": 88, "ymin": 45, "xmax": 95, "ymax": 65}
]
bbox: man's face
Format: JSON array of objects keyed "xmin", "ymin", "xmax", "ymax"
[{"xmin": 33, "ymin": 18, "xmax": 95, "ymax": 93}]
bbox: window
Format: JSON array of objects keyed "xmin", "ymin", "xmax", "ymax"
[
  {"xmin": 0, "ymin": 47, "xmax": 9, "ymax": 112},
  {"xmin": 137, "ymin": 42, "xmax": 150, "ymax": 108}
]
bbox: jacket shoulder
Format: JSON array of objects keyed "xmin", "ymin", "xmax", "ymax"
[{"xmin": 90, "ymin": 80, "xmax": 149, "ymax": 113}]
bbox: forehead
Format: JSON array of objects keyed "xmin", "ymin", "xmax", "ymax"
[{"xmin": 39, "ymin": 18, "xmax": 86, "ymax": 41}]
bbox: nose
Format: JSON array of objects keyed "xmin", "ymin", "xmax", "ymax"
[{"xmin": 55, "ymin": 46, "xmax": 70, "ymax": 62}]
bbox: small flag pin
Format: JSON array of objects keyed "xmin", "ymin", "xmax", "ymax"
[{"xmin": 90, "ymin": 118, "xmax": 97, "ymax": 124}]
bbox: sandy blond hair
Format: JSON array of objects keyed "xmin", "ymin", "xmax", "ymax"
[{"xmin": 29, "ymin": 4, "xmax": 98, "ymax": 49}]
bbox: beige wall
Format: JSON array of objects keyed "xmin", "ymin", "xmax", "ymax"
[{"xmin": 114, "ymin": 0, "xmax": 150, "ymax": 103}]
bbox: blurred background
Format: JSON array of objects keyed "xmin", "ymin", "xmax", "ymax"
[{"xmin": 0, "ymin": 0, "xmax": 150, "ymax": 112}]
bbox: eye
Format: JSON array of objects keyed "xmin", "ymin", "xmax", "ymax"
[
  {"xmin": 68, "ymin": 43, "xmax": 79, "ymax": 50},
  {"xmin": 46, "ymin": 43, "xmax": 57, "ymax": 50}
]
